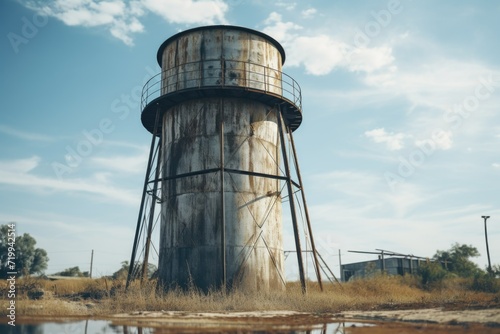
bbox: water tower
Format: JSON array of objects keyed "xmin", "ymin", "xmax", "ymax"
[{"xmin": 127, "ymin": 25, "xmax": 323, "ymax": 292}]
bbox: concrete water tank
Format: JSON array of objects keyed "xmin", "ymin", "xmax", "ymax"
[{"xmin": 140, "ymin": 25, "xmax": 303, "ymax": 291}]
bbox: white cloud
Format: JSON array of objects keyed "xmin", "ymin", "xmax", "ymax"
[
  {"xmin": 57, "ymin": 1, "xmax": 125, "ymax": 26},
  {"xmin": 262, "ymin": 12, "xmax": 395, "ymax": 76},
  {"xmin": 26, "ymin": 0, "xmax": 143, "ymax": 45},
  {"xmin": 263, "ymin": 12, "xmax": 302, "ymax": 42},
  {"xmin": 109, "ymin": 15, "xmax": 144, "ymax": 46},
  {"xmin": 286, "ymin": 35, "xmax": 346, "ymax": 75},
  {"xmin": 140, "ymin": 0, "xmax": 227, "ymax": 25},
  {"xmin": 493, "ymin": 163, "xmax": 500, "ymax": 169},
  {"xmin": 275, "ymin": 1, "xmax": 296, "ymax": 11},
  {"xmin": 21, "ymin": 0, "xmax": 228, "ymax": 46},
  {"xmin": 365, "ymin": 128, "xmax": 407, "ymax": 151}
]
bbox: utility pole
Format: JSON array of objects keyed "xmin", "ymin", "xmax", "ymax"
[
  {"xmin": 90, "ymin": 249, "xmax": 94, "ymax": 278},
  {"xmin": 481, "ymin": 216, "xmax": 492, "ymax": 275},
  {"xmin": 338, "ymin": 249, "xmax": 343, "ymax": 282},
  {"xmin": 380, "ymin": 250, "xmax": 385, "ymax": 274}
]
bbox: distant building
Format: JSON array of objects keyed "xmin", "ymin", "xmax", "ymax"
[{"xmin": 341, "ymin": 257, "xmax": 424, "ymax": 281}]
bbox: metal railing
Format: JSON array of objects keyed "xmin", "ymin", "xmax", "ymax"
[{"xmin": 141, "ymin": 59, "xmax": 302, "ymax": 112}]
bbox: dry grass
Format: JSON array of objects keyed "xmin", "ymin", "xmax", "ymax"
[{"xmin": 1, "ymin": 274, "xmax": 498, "ymax": 317}]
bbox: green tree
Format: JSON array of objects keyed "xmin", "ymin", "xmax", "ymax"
[
  {"xmin": 0, "ymin": 224, "xmax": 49, "ymax": 278},
  {"xmin": 112, "ymin": 261, "xmax": 157, "ymax": 280},
  {"xmin": 112, "ymin": 261, "xmax": 130, "ymax": 280},
  {"xmin": 433, "ymin": 243, "xmax": 482, "ymax": 277}
]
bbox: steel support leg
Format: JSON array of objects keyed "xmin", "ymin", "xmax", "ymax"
[
  {"xmin": 141, "ymin": 139, "xmax": 162, "ymax": 281},
  {"xmin": 277, "ymin": 107, "xmax": 306, "ymax": 293},
  {"xmin": 126, "ymin": 108, "xmax": 161, "ymax": 289},
  {"xmin": 287, "ymin": 127, "xmax": 323, "ymax": 291}
]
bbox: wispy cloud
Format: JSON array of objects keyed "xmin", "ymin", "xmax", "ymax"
[
  {"xmin": 415, "ymin": 131, "xmax": 453, "ymax": 150},
  {"xmin": 0, "ymin": 156, "xmax": 138, "ymax": 204},
  {"xmin": 90, "ymin": 148, "xmax": 149, "ymax": 174},
  {"xmin": 0, "ymin": 156, "xmax": 40, "ymax": 173},
  {"xmin": 21, "ymin": 0, "xmax": 228, "ymax": 46},
  {"xmin": 262, "ymin": 12, "xmax": 302, "ymax": 42},
  {"xmin": 301, "ymin": 8, "xmax": 316, "ymax": 19},
  {"xmin": 347, "ymin": 46, "xmax": 395, "ymax": 74},
  {"xmin": 0, "ymin": 211, "xmax": 137, "ymax": 276},
  {"xmin": 308, "ymin": 169, "xmax": 497, "ymax": 260},
  {"xmin": 102, "ymin": 140, "xmax": 148, "ymax": 151},
  {"xmin": 0, "ymin": 124, "xmax": 54, "ymax": 142},
  {"xmin": 364, "ymin": 59, "xmax": 500, "ymax": 152},
  {"xmin": 309, "ymin": 170, "xmax": 430, "ymax": 220}
]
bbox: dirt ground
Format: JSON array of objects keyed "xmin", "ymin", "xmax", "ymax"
[
  {"xmin": 10, "ymin": 308, "xmax": 500, "ymax": 333},
  {"xmin": 341, "ymin": 307, "xmax": 500, "ymax": 325}
]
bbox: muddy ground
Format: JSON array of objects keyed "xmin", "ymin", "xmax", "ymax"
[
  {"xmin": 109, "ymin": 308, "xmax": 500, "ymax": 326},
  {"xmin": 108, "ymin": 307, "xmax": 500, "ymax": 325},
  {"xmin": 60, "ymin": 308, "xmax": 500, "ymax": 333}
]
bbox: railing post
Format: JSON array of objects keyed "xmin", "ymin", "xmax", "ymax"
[
  {"xmin": 175, "ymin": 64, "xmax": 179, "ymax": 91},
  {"xmin": 281, "ymin": 72, "xmax": 285, "ymax": 98},
  {"xmin": 265, "ymin": 66, "xmax": 268, "ymax": 93}
]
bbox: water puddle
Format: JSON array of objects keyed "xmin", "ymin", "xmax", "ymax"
[
  {"xmin": 0, "ymin": 318, "xmax": 498, "ymax": 334},
  {"xmin": 2, "ymin": 320, "xmax": 368, "ymax": 334}
]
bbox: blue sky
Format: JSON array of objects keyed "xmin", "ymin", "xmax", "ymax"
[{"xmin": 1, "ymin": 0, "xmax": 499, "ymax": 279}]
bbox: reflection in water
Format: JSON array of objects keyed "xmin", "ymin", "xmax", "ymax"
[
  {"xmin": 0, "ymin": 323, "xmax": 44, "ymax": 334},
  {"xmin": 0, "ymin": 320, "xmax": 368, "ymax": 334}
]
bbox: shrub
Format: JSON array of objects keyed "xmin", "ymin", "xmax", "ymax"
[
  {"xmin": 470, "ymin": 273, "xmax": 499, "ymax": 293},
  {"xmin": 17, "ymin": 276, "xmax": 45, "ymax": 299},
  {"xmin": 418, "ymin": 261, "xmax": 448, "ymax": 288},
  {"xmin": 80, "ymin": 278, "xmax": 110, "ymax": 299}
]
